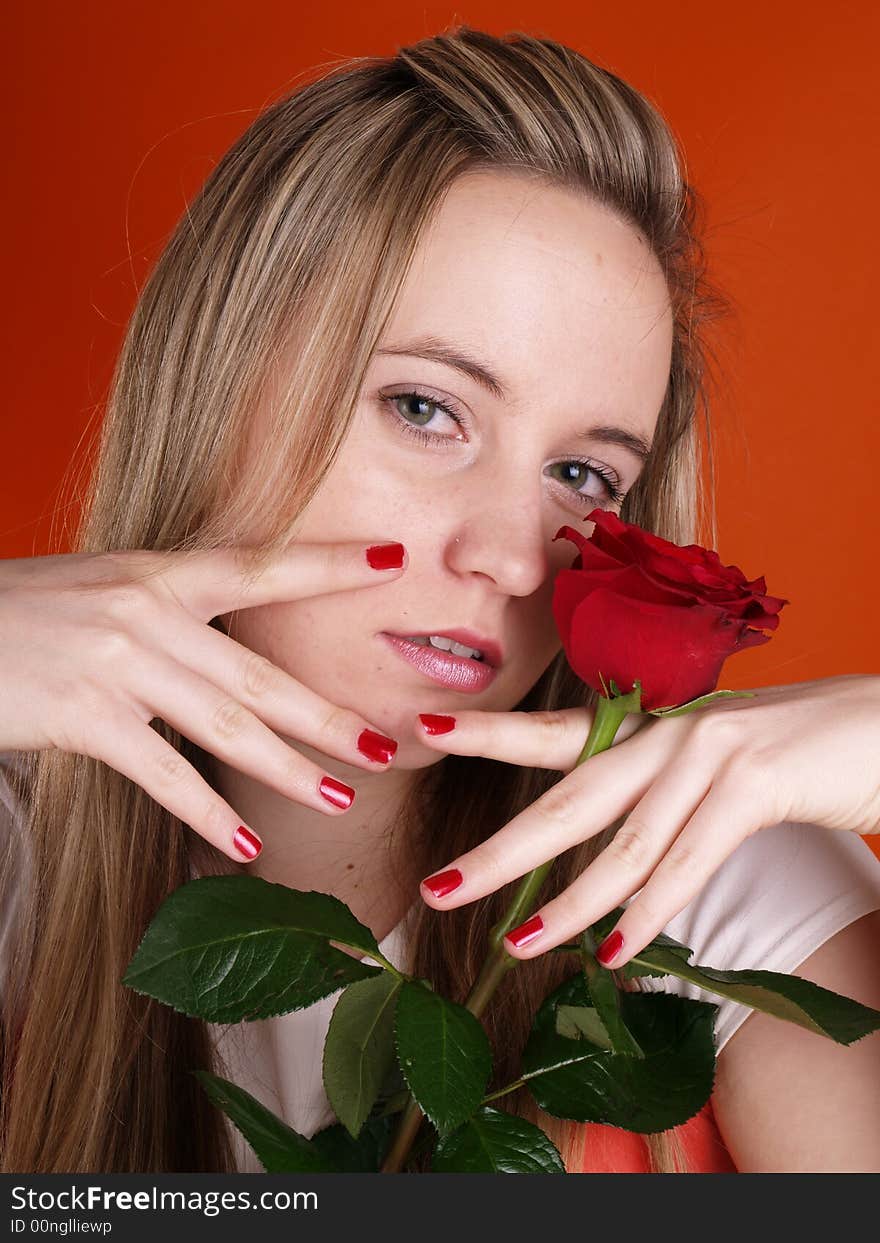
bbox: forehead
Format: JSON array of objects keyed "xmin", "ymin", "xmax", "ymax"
[{"xmin": 382, "ymin": 170, "xmax": 673, "ymax": 425}]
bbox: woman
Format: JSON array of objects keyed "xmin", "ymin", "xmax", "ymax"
[{"xmin": 1, "ymin": 26, "xmax": 879, "ymax": 1174}]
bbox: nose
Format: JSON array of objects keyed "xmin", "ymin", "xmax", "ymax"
[{"xmin": 443, "ymin": 490, "xmax": 552, "ymax": 598}]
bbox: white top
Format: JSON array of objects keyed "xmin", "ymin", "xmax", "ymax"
[{"xmin": 1, "ymin": 749, "xmax": 879, "ymax": 1173}]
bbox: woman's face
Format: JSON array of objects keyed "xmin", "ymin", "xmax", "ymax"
[{"xmin": 226, "ymin": 170, "xmax": 673, "ymax": 769}]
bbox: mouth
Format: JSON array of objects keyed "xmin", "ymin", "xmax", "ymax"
[
  {"xmin": 383, "ymin": 629, "xmax": 503, "ymax": 668},
  {"xmin": 380, "ymin": 631, "xmax": 500, "ymax": 694}
]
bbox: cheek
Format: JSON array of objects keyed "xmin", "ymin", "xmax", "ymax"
[{"xmin": 228, "ymin": 599, "xmax": 349, "ymax": 689}]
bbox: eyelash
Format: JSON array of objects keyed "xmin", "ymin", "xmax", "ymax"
[{"xmin": 380, "ymin": 388, "xmax": 627, "ymax": 507}]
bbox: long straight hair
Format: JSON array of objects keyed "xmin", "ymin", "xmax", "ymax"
[{"xmin": 1, "ymin": 25, "xmax": 730, "ymax": 1172}]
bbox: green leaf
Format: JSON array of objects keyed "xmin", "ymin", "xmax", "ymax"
[
  {"xmin": 123, "ymin": 876, "xmax": 385, "ymax": 1023},
  {"xmin": 591, "ymin": 909, "xmax": 880, "ymax": 1044},
  {"xmin": 522, "ymin": 974, "xmax": 717, "ymax": 1133},
  {"xmin": 309, "ymin": 1114, "xmax": 395, "ymax": 1172},
  {"xmin": 395, "ymin": 979, "xmax": 493, "ymax": 1137},
  {"xmin": 646, "ymin": 689, "xmax": 758, "ymax": 717},
  {"xmin": 580, "ymin": 930, "xmax": 645, "ymax": 1057},
  {"xmin": 432, "ymin": 1106, "xmax": 566, "ymax": 1173},
  {"xmin": 193, "ymin": 1069, "xmax": 338, "ymax": 1172},
  {"xmin": 323, "ymin": 972, "xmax": 403, "ymax": 1138},
  {"xmin": 555, "ymin": 1004, "xmax": 614, "ymax": 1050},
  {"xmin": 635, "ymin": 948, "xmax": 880, "ymax": 1044}
]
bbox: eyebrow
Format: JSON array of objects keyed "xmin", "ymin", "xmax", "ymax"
[{"xmin": 374, "ymin": 335, "xmax": 654, "ymax": 463}]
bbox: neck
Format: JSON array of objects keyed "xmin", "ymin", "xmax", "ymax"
[{"xmin": 210, "ymin": 741, "xmax": 423, "ymax": 943}]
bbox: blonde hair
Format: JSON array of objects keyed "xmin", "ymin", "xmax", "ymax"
[{"xmin": 1, "ymin": 25, "xmax": 730, "ymax": 1173}]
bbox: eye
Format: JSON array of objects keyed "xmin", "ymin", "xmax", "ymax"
[
  {"xmin": 379, "ymin": 387, "xmax": 626, "ymax": 508},
  {"xmin": 545, "ymin": 459, "xmax": 626, "ymax": 507},
  {"xmin": 381, "ymin": 389, "xmax": 465, "ymax": 442}
]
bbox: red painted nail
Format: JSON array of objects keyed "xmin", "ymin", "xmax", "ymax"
[
  {"xmin": 418, "ymin": 713, "xmax": 457, "ymax": 735},
  {"xmin": 505, "ymin": 914, "xmax": 544, "ymax": 949},
  {"xmin": 319, "ymin": 776, "xmax": 355, "ymax": 809},
  {"xmin": 421, "ymin": 867, "xmax": 463, "ymax": 898},
  {"xmin": 366, "ymin": 542, "xmax": 405, "ymax": 570},
  {"xmin": 233, "ymin": 825, "xmax": 262, "ymax": 860},
  {"xmin": 357, "ymin": 728, "xmax": 398, "ymax": 764},
  {"xmin": 596, "ymin": 929, "xmax": 624, "ymax": 966}
]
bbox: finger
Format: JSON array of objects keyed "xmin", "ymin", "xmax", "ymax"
[
  {"xmin": 127, "ymin": 645, "xmax": 361, "ymax": 816},
  {"xmin": 501, "ymin": 754, "xmax": 715, "ymax": 960},
  {"xmin": 419, "ymin": 712, "xmax": 673, "ymax": 912},
  {"xmin": 84, "ymin": 706, "xmax": 268, "ymax": 863},
  {"xmin": 414, "ymin": 704, "xmax": 649, "ymax": 774},
  {"xmin": 594, "ymin": 778, "xmax": 762, "ymax": 967},
  {"xmin": 159, "ymin": 540, "xmax": 408, "ymax": 621},
  {"xmin": 135, "ymin": 605, "xmax": 398, "ymax": 770}
]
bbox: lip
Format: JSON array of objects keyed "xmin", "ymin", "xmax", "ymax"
[
  {"xmin": 380, "ymin": 633, "xmax": 499, "ymax": 694},
  {"xmin": 385, "ymin": 628, "xmax": 503, "ymax": 668}
]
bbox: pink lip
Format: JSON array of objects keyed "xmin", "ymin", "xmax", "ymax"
[
  {"xmin": 380, "ymin": 634, "xmax": 499, "ymax": 694},
  {"xmin": 385, "ymin": 628, "xmax": 503, "ymax": 668}
]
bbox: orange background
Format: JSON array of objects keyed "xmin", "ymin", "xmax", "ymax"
[{"xmin": 4, "ymin": 3, "xmax": 879, "ymax": 857}]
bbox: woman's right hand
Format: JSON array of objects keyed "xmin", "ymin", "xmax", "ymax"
[{"xmin": 0, "ymin": 541, "xmax": 408, "ymax": 860}]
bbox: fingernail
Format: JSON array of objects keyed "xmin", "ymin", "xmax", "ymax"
[
  {"xmin": 319, "ymin": 776, "xmax": 355, "ymax": 809},
  {"xmin": 366, "ymin": 542, "xmax": 405, "ymax": 570},
  {"xmin": 357, "ymin": 728, "xmax": 398, "ymax": 764},
  {"xmin": 233, "ymin": 825, "xmax": 262, "ymax": 860},
  {"xmin": 418, "ymin": 713, "xmax": 456, "ymax": 735},
  {"xmin": 504, "ymin": 914, "xmax": 544, "ymax": 949},
  {"xmin": 596, "ymin": 929, "xmax": 624, "ymax": 966},
  {"xmin": 421, "ymin": 867, "xmax": 463, "ymax": 898}
]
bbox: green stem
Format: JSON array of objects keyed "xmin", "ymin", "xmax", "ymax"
[{"xmin": 379, "ymin": 692, "xmax": 635, "ymax": 1173}]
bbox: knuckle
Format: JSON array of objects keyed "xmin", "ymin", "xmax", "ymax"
[
  {"xmin": 239, "ymin": 650, "xmax": 280, "ymax": 700},
  {"xmin": 469, "ymin": 840, "xmax": 508, "ymax": 888},
  {"xmin": 530, "ymin": 709, "xmax": 570, "ymax": 734},
  {"xmin": 202, "ymin": 797, "xmax": 232, "ymax": 833},
  {"xmin": 150, "ymin": 747, "xmax": 191, "ymax": 788},
  {"xmin": 535, "ymin": 778, "xmax": 580, "ymax": 826},
  {"xmin": 317, "ymin": 703, "xmax": 347, "ymax": 741},
  {"xmin": 101, "ymin": 583, "xmax": 149, "ymax": 622},
  {"xmin": 688, "ymin": 707, "xmax": 742, "ymax": 752},
  {"xmin": 278, "ymin": 746, "xmax": 308, "ymax": 793},
  {"xmin": 719, "ymin": 746, "xmax": 765, "ymax": 795},
  {"xmin": 663, "ymin": 837, "xmax": 699, "ymax": 876},
  {"xmin": 210, "ymin": 697, "xmax": 251, "ymax": 741},
  {"xmin": 610, "ymin": 820, "xmax": 652, "ymax": 870},
  {"xmin": 89, "ymin": 623, "xmax": 139, "ymax": 667}
]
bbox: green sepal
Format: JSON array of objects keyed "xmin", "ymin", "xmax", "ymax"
[{"xmin": 646, "ymin": 689, "xmax": 758, "ymax": 717}]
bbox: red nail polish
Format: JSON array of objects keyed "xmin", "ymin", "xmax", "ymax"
[
  {"xmin": 233, "ymin": 825, "xmax": 262, "ymax": 860},
  {"xmin": 418, "ymin": 713, "xmax": 456, "ymax": 735},
  {"xmin": 596, "ymin": 929, "xmax": 623, "ymax": 966},
  {"xmin": 505, "ymin": 914, "xmax": 544, "ymax": 949},
  {"xmin": 319, "ymin": 776, "xmax": 355, "ymax": 809},
  {"xmin": 357, "ymin": 728, "xmax": 398, "ymax": 764},
  {"xmin": 421, "ymin": 867, "xmax": 463, "ymax": 898},
  {"xmin": 366, "ymin": 542, "xmax": 405, "ymax": 570}
]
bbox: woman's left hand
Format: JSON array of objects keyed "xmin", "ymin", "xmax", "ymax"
[{"xmin": 414, "ymin": 673, "xmax": 880, "ymax": 968}]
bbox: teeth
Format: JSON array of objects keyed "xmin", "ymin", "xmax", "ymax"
[{"xmin": 402, "ymin": 635, "xmax": 484, "ymax": 661}]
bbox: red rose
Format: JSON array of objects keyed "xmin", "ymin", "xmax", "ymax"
[{"xmin": 551, "ymin": 509, "xmax": 789, "ymax": 712}]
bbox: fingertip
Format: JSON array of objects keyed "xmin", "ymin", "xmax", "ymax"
[
  {"xmin": 365, "ymin": 542, "xmax": 407, "ymax": 571},
  {"xmin": 232, "ymin": 825, "xmax": 262, "ymax": 860}
]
